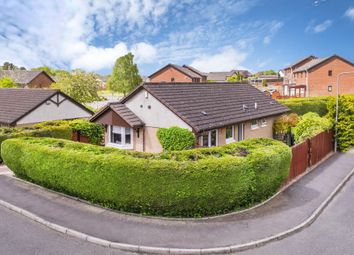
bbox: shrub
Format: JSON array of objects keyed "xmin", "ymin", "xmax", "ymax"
[
  {"xmin": 1, "ymin": 137, "xmax": 291, "ymax": 217},
  {"xmin": 326, "ymin": 95, "xmax": 354, "ymax": 151},
  {"xmin": 34, "ymin": 119, "xmax": 104, "ymax": 145},
  {"xmin": 273, "ymin": 113, "xmax": 299, "ymax": 145},
  {"xmin": 292, "ymin": 112, "xmax": 333, "ymax": 143},
  {"xmin": 278, "ymin": 97, "xmax": 330, "ymax": 116},
  {"xmin": 157, "ymin": 126, "xmax": 195, "ymax": 151}
]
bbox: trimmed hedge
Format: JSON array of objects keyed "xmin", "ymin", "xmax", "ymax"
[
  {"xmin": 326, "ymin": 95, "xmax": 354, "ymax": 151},
  {"xmin": 157, "ymin": 126, "xmax": 195, "ymax": 151},
  {"xmin": 1, "ymin": 137, "xmax": 291, "ymax": 217},
  {"xmin": 278, "ymin": 97, "xmax": 330, "ymax": 116},
  {"xmin": 0, "ymin": 126, "xmax": 71, "ymax": 163}
]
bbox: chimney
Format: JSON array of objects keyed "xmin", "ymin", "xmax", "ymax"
[{"xmin": 255, "ymin": 102, "xmax": 258, "ymax": 109}]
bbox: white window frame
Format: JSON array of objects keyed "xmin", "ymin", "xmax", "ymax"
[
  {"xmin": 199, "ymin": 129, "xmax": 218, "ymax": 147},
  {"xmin": 238, "ymin": 123, "xmax": 244, "ymax": 141},
  {"xmin": 251, "ymin": 119, "xmax": 259, "ymax": 130},
  {"xmin": 328, "ymin": 85, "xmax": 332, "ymax": 92},
  {"xmin": 260, "ymin": 118, "xmax": 267, "ymax": 127},
  {"xmin": 107, "ymin": 125, "xmax": 134, "ymax": 150},
  {"xmin": 225, "ymin": 125, "xmax": 235, "ymax": 144}
]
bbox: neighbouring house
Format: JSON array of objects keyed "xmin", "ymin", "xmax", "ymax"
[
  {"xmin": 148, "ymin": 64, "xmax": 207, "ymax": 83},
  {"xmin": 0, "ymin": 70, "xmax": 55, "ymax": 88},
  {"xmin": 148, "ymin": 64, "xmax": 252, "ymax": 83},
  {"xmin": 282, "ymin": 54, "xmax": 354, "ymax": 97},
  {"xmin": 0, "ymin": 88, "xmax": 93, "ymax": 127},
  {"xmin": 207, "ymin": 70, "xmax": 252, "ymax": 82},
  {"xmin": 90, "ymin": 82, "xmax": 289, "ymax": 153}
]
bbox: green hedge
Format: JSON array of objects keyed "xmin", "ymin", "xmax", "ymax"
[
  {"xmin": 1, "ymin": 137, "xmax": 291, "ymax": 217},
  {"xmin": 157, "ymin": 126, "xmax": 195, "ymax": 151},
  {"xmin": 278, "ymin": 97, "xmax": 331, "ymax": 116},
  {"xmin": 326, "ymin": 95, "xmax": 354, "ymax": 151},
  {"xmin": 0, "ymin": 126, "xmax": 71, "ymax": 163}
]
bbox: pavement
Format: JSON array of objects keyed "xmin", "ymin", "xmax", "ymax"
[{"xmin": 0, "ymin": 150, "xmax": 353, "ymax": 252}]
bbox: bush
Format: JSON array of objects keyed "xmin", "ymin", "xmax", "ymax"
[
  {"xmin": 157, "ymin": 126, "xmax": 195, "ymax": 151},
  {"xmin": 278, "ymin": 97, "xmax": 330, "ymax": 116},
  {"xmin": 273, "ymin": 113, "xmax": 299, "ymax": 146},
  {"xmin": 34, "ymin": 119, "xmax": 104, "ymax": 145},
  {"xmin": 292, "ymin": 112, "xmax": 333, "ymax": 143},
  {"xmin": 326, "ymin": 95, "xmax": 354, "ymax": 151},
  {"xmin": 1, "ymin": 137, "xmax": 291, "ymax": 217}
]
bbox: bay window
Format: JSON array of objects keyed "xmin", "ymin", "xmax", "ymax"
[{"xmin": 108, "ymin": 125, "xmax": 133, "ymax": 149}]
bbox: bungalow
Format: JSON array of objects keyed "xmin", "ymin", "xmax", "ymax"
[
  {"xmin": 0, "ymin": 88, "xmax": 93, "ymax": 126},
  {"xmin": 0, "ymin": 70, "xmax": 55, "ymax": 88},
  {"xmin": 91, "ymin": 82, "xmax": 289, "ymax": 153}
]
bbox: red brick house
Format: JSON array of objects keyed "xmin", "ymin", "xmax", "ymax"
[
  {"xmin": 282, "ymin": 55, "xmax": 354, "ymax": 97},
  {"xmin": 148, "ymin": 64, "xmax": 207, "ymax": 83},
  {"xmin": 0, "ymin": 70, "xmax": 54, "ymax": 88}
]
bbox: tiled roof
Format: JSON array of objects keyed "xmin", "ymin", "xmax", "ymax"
[
  {"xmin": 207, "ymin": 72, "xmax": 231, "ymax": 81},
  {"xmin": 91, "ymin": 103, "xmax": 144, "ymax": 128},
  {"xmin": 110, "ymin": 103, "xmax": 145, "ymax": 128},
  {"xmin": 136, "ymin": 83, "xmax": 289, "ymax": 132},
  {"xmin": 0, "ymin": 70, "xmax": 53, "ymax": 84},
  {"xmin": 293, "ymin": 57, "xmax": 333, "ymax": 73},
  {"xmin": 0, "ymin": 88, "xmax": 58, "ymax": 125},
  {"xmin": 169, "ymin": 64, "xmax": 201, "ymax": 78},
  {"xmin": 284, "ymin": 55, "xmax": 317, "ymax": 69},
  {"xmin": 182, "ymin": 65, "xmax": 208, "ymax": 77}
]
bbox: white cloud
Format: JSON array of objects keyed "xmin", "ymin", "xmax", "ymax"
[
  {"xmin": 263, "ymin": 21, "xmax": 284, "ymax": 44},
  {"xmin": 190, "ymin": 47, "xmax": 248, "ymax": 72},
  {"xmin": 0, "ymin": 0, "xmax": 167, "ymax": 71},
  {"xmin": 345, "ymin": 7, "xmax": 354, "ymax": 20},
  {"xmin": 306, "ymin": 19, "xmax": 333, "ymax": 33}
]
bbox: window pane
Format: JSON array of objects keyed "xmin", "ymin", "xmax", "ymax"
[
  {"xmin": 210, "ymin": 130, "xmax": 217, "ymax": 146},
  {"xmin": 226, "ymin": 126, "xmax": 233, "ymax": 139},
  {"xmin": 113, "ymin": 133, "xmax": 122, "ymax": 144},
  {"xmin": 125, "ymin": 128, "xmax": 131, "ymax": 144},
  {"xmin": 202, "ymin": 134, "xmax": 208, "ymax": 147},
  {"xmin": 111, "ymin": 126, "xmax": 122, "ymax": 144}
]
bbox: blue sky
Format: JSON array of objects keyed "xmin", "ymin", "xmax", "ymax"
[{"xmin": 0, "ymin": 0, "xmax": 353, "ymax": 76}]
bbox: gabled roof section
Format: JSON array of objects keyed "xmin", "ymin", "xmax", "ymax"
[
  {"xmin": 293, "ymin": 55, "xmax": 354, "ymax": 73},
  {"xmin": 148, "ymin": 64, "xmax": 201, "ymax": 79},
  {"xmin": 0, "ymin": 70, "xmax": 55, "ymax": 84},
  {"xmin": 182, "ymin": 65, "xmax": 207, "ymax": 77},
  {"xmin": 284, "ymin": 55, "xmax": 317, "ymax": 70},
  {"xmin": 90, "ymin": 102, "xmax": 144, "ymax": 128},
  {"xmin": 122, "ymin": 83, "xmax": 289, "ymax": 132}
]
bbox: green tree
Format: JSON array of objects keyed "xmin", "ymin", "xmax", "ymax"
[
  {"xmin": 227, "ymin": 72, "xmax": 243, "ymax": 82},
  {"xmin": 52, "ymin": 70, "xmax": 101, "ymax": 103},
  {"xmin": 107, "ymin": 53, "xmax": 142, "ymax": 95},
  {"xmin": 0, "ymin": 77, "xmax": 17, "ymax": 88},
  {"xmin": 32, "ymin": 66, "xmax": 55, "ymax": 76},
  {"xmin": 1, "ymin": 62, "xmax": 26, "ymax": 70}
]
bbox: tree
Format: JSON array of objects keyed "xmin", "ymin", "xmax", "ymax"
[
  {"xmin": 32, "ymin": 66, "xmax": 55, "ymax": 76},
  {"xmin": 0, "ymin": 77, "xmax": 17, "ymax": 88},
  {"xmin": 1, "ymin": 62, "xmax": 26, "ymax": 70},
  {"xmin": 227, "ymin": 72, "xmax": 243, "ymax": 82},
  {"xmin": 52, "ymin": 70, "xmax": 101, "ymax": 104},
  {"xmin": 107, "ymin": 53, "xmax": 142, "ymax": 95},
  {"xmin": 258, "ymin": 69, "xmax": 277, "ymax": 76}
]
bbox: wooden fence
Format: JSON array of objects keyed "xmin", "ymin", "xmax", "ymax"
[
  {"xmin": 72, "ymin": 131, "xmax": 90, "ymax": 144},
  {"xmin": 287, "ymin": 130, "xmax": 334, "ymax": 183}
]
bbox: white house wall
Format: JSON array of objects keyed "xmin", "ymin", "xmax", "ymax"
[
  {"xmin": 17, "ymin": 94, "xmax": 92, "ymax": 125},
  {"xmin": 125, "ymin": 89, "xmax": 192, "ymax": 130}
]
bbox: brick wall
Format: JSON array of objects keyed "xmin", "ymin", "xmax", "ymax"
[{"xmin": 149, "ymin": 66, "xmax": 193, "ymax": 83}]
